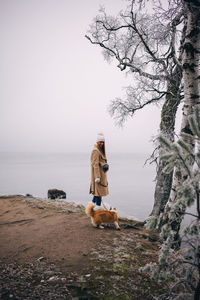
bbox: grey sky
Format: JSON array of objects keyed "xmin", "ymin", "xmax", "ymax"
[{"xmin": 0, "ymin": 0, "xmax": 181, "ymax": 154}]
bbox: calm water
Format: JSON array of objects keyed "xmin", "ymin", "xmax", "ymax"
[{"xmin": 0, "ymin": 152, "xmax": 156, "ymax": 220}]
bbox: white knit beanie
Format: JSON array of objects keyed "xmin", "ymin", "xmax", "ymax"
[{"xmin": 97, "ymin": 132, "xmax": 105, "ymax": 142}]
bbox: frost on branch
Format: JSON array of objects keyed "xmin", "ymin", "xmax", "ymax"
[
  {"xmin": 142, "ymin": 107, "xmax": 200, "ymax": 299},
  {"xmin": 86, "ymin": 2, "xmax": 183, "ymax": 126}
]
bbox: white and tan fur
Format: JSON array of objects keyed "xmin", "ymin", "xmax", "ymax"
[{"xmin": 85, "ymin": 202, "xmax": 120, "ymax": 230}]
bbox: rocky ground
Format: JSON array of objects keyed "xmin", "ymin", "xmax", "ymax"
[{"xmin": 0, "ymin": 195, "xmax": 165, "ymax": 299}]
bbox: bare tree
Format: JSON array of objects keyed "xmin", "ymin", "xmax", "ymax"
[{"xmin": 86, "ymin": 0, "xmax": 184, "ymax": 221}]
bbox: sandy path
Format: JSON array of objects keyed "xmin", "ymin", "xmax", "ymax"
[{"xmin": 0, "ymin": 196, "xmax": 124, "ymax": 273}]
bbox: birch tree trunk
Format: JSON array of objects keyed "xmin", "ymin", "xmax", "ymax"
[
  {"xmin": 150, "ymin": 65, "xmax": 182, "ymax": 216},
  {"xmin": 158, "ymin": 1, "xmax": 200, "ymax": 243}
]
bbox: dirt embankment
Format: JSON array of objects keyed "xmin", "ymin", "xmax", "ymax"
[{"xmin": 0, "ymin": 195, "xmax": 162, "ymax": 299}]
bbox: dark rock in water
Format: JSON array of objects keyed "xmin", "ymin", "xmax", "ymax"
[
  {"xmin": 26, "ymin": 194, "xmax": 33, "ymax": 197},
  {"xmin": 48, "ymin": 189, "xmax": 66, "ymax": 200}
]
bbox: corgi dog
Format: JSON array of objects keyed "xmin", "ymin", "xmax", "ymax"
[{"xmin": 85, "ymin": 202, "xmax": 120, "ymax": 230}]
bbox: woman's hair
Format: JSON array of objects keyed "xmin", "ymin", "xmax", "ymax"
[
  {"xmin": 97, "ymin": 142, "xmax": 105, "ymax": 156},
  {"xmin": 101, "ymin": 144, "xmax": 105, "ymax": 156}
]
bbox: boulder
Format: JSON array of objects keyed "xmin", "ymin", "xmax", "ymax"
[
  {"xmin": 47, "ymin": 189, "xmax": 66, "ymax": 200},
  {"xmin": 25, "ymin": 194, "xmax": 33, "ymax": 197}
]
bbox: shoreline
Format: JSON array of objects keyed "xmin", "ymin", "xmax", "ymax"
[{"xmin": 0, "ymin": 194, "xmax": 144, "ymax": 224}]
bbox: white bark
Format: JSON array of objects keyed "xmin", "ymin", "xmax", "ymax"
[{"xmin": 158, "ymin": 1, "xmax": 200, "ymax": 240}]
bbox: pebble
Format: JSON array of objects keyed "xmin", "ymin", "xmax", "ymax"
[{"xmin": 37, "ymin": 256, "xmax": 45, "ymax": 261}]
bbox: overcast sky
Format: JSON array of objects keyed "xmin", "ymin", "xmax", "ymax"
[{"xmin": 0, "ymin": 0, "xmax": 182, "ymax": 154}]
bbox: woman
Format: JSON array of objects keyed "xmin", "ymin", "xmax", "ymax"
[{"xmin": 90, "ymin": 133, "xmax": 109, "ymax": 206}]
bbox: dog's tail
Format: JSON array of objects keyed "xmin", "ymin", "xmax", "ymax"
[{"xmin": 85, "ymin": 202, "xmax": 95, "ymax": 217}]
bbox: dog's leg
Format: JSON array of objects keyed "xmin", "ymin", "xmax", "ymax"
[
  {"xmin": 92, "ymin": 219, "xmax": 104, "ymax": 229},
  {"xmin": 91, "ymin": 219, "xmax": 98, "ymax": 228},
  {"xmin": 114, "ymin": 221, "xmax": 120, "ymax": 230}
]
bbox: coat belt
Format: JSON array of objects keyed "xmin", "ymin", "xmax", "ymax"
[{"xmin": 99, "ymin": 182, "xmax": 108, "ymax": 187}]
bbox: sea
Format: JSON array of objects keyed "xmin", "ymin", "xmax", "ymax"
[{"xmin": 0, "ymin": 152, "xmax": 157, "ymax": 221}]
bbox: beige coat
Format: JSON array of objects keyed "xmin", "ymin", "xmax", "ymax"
[{"xmin": 90, "ymin": 143, "xmax": 109, "ymax": 197}]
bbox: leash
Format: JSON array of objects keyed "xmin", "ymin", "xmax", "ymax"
[{"xmin": 101, "ymin": 198, "xmax": 109, "ymax": 210}]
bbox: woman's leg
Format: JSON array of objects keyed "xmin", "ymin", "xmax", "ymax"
[{"xmin": 92, "ymin": 196, "xmax": 102, "ymax": 206}]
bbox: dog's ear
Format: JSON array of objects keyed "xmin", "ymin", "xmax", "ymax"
[{"xmin": 109, "ymin": 207, "xmax": 116, "ymax": 211}]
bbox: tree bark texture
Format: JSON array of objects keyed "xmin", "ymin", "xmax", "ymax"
[
  {"xmin": 158, "ymin": 1, "xmax": 200, "ymax": 241},
  {"xmin": 150, "ymin": 66, "xmax": 182, "ymax": 216}
]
